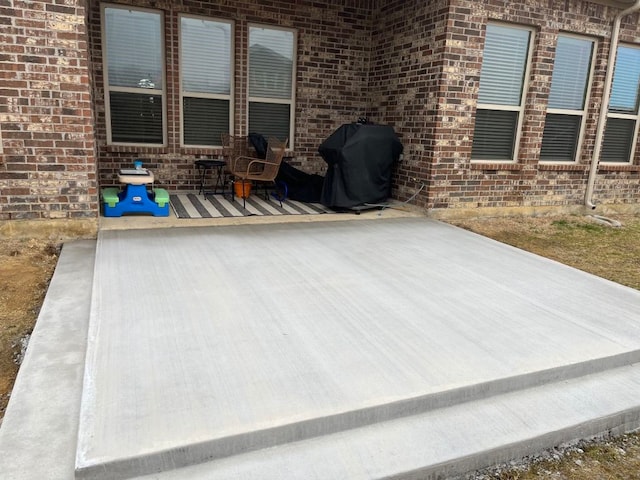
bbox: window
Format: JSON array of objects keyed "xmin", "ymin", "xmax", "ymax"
[
  {"xmin": 472, "ymin": 24, "xmax": 533, "ymax": 161},
  {"xmin": 180, "ymin": 16, "xmax": 233, "ymax": 147},
  {"xmin": 601, "ymin": 44, "xmax": 640, "ymax": 163},
  {"xmin": 102, "ymin": 6, "xmax": 165, "ymax": 145},
  {"xmin": 248, "ymin": 25, "xmax": 295, "ymax": 146},
  {"xmin": 540, "ymin": 35, "xmax": 595, "ymax": 162}
]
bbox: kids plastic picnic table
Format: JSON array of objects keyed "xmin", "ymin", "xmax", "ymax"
[{"xmin": 101, "ymin": 168, "xmax": 169, "ymax": 217}]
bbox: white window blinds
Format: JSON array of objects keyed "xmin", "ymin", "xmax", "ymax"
[
  {"xmin": 105, "ymin": 8, "xmax": 163, "ymax": 90},
  {"xmin": 248, "ymin": 26, "xmax": 295, "ymax": 143},
  {"xmin": 540, "ymin": 35, "xmax": 594, "ymax": 162},
  {"xmin": 249, "ymin": 28, "xmax": 294, "ymax": 99},
  {"xmin": 180, "ymin": 17, "xmax": 232, "ymax": 146},
  {"xmin": 601, "ymin": 45, "xmax": 640, "ymax": 163},
  {"xmin": 181, "ymin": 18, "xmax": 231, "ymax": 95},
  {"xmin": 609, "ymin": 46, "xmax": 640, "ymax": 114},
  {"xmin": 104, "ymin": 7, "xmax": 164, "ymax": 145},
  {"xmin": 472, "ymin": 24, "xmax": 532, "ymax": 161},
  {"xmin": 548, "ymin": 36, "xmax": 593, "ymax": 110},
  {"xmin": 477, "ymin": 25, "xmax": 530, "ymax": 106}
]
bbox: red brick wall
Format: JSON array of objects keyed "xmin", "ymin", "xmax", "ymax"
[
  {"xmin": 371, "ymin": 0, "xmax": 640, "ymax": 211},
  {"xmin": 88, "ymin": 0, "xmax": 376, "ymax": 191},
  {"xmin": 0, "ymin": 0, "xmax": 97, "ymax": 220},
  {"xmin": 369, "ymin": 0, "xmax": 451, "ymax": 209},
  {"xmin": 2, "ymin": 0, "xmax": 639, "ymax": 221}
]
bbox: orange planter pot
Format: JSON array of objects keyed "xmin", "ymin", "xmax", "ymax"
[{"xmin": 234, "ymin": 180, "xmax": 252, "ymax": 199}]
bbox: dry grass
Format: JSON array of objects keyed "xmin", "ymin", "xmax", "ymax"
[
  {"xmin": 472, "ymin": 432, "xmax": 640, "ymax": 479},
  {"xmin": 451, "ymin": 214, "xmax": 640, "ymax": 290}
]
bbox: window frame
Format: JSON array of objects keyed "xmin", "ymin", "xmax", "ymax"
[
  {"xmin": 247, "ymin": 23, "xmax": 297, "ymax": 149},
  {"xmin": 101, "ymin": 4, "xmax": 167, "ymax": 147},
  {"xmin": 540, "ymin": 33, "xmax": 596, "ymax": 164},
  {"xmin": 179, "ymin": 14, "xmax": 234, "ymax": 148},
  {"xmin": 601, "ymin": 43, "xmax": 640, "ymax": 164},
  {"xmin": 472, "ymin": 22, "xmax": 535, "ymax": 163}
]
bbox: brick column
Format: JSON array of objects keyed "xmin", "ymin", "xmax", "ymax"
[{"xmin": 0, "ymin": 0, "xmax": 98, "ymax": 227}]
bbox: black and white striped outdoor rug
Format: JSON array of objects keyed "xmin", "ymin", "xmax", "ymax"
[{"xmin": 170, "ymin": 193, "xmax": 332, "ymax": 219}]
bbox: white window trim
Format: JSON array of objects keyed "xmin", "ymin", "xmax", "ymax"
[
  {"xmin": 179, "ymin": 14, "xmax": 234, "ymax": 148},
  {"xmin": 101, "ymin": 4, "xmax": 167, "ymax": 147},
  {"xmin": 472, "ymin": 22, "xmax": 535, "ymax": 164},
  {"xmin": 540, "ymin": 33, "xmax": 597, "ymax": 164},
  {"xmin": 603, "ymin": 43, "xmax": 640, "ymax": 164},
  {"xmin": 247, "ymin": 23, "xmax": 297, "ymax": 149}
]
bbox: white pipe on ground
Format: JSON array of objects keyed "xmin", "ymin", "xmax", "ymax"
[{"xmin": 584, "ymin": 0, "xmax": 640, "ymax": 209}]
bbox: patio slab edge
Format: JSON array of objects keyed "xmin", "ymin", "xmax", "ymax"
[
  {"xmin": 124, "ymin": 362, "xmax": 640, "ymax": 480},
  {"xmin": 74, "ymin": 349, "xmax": 640, "ymax": 480},
  {"xmin": 0, "ymin": 240, "xmax": 96, "ymax": 480}
]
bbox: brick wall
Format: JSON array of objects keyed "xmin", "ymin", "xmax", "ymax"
[
  {"xmin": 0, "ymin": 0, "xmax": 97, "ymax": 221},
  {"xmin": 88, "ymin": 0, "xmax": 376, "ymax": 191},
  {"xmin": 2, "ymin": 0, "xmax": 639, "ymax": 222},
  {"xmin": 369, "ymin": 0, "xmax": 450, "ymax": 209},
  {"xmin": 371, "ymin": 0, "xmax": 640, "ymax": 211}
]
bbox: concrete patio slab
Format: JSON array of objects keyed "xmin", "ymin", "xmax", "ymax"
[
  {"xmin": 71, "ymin": 218, "xmax": 640, "ymax": 479},
  {"xmin": 2, "ymin": 217, "xmax": 640, "ymax": 479}
]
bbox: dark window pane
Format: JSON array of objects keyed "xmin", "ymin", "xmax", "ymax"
[
  {"xmin": 248, "ymin": 102, "xmax": 290, "ymax": 141},
  {"xmin": 110, "ymin": 92, "xmax": 163, "ymax": 144},
  {"xmin": 471, "ymin": 109, "xmax": 518, "ymax": 160},
  {"xmin": 183, "ymin": 98, "xmax": 230, "ymax": 146},
  {"xmin": 601, "ymin": 117, "xmax": 635, "ymax": 162},
  {"xmin": 540, "ymin": 114, "xmax": 581, "ymax": 161}
]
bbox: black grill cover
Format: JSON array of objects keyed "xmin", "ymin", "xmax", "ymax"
[{"xmin": 319, "ymin": 123, "xmax": 403, "ymax": 209}]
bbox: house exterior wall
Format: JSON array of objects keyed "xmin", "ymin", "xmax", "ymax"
[
  {"xmin": 2, "ymin": 0, "xmax": 639, "ymax": 226},
  {"xmin": 371, "ymin": 0, "xmax": 640, "ymax": 212},
  {"xmin": 88, "ymin": 0, "xmax": 376, "ymax": 191},
  {"xmin": 369, "ymin": 0, "xmax": 450, "ymax": 209},
  {"xmin": 0, "ymin": 0, "xmax": 98, "ymax": 223}
]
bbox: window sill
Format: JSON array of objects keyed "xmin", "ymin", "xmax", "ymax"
[
  {"xmin": 103, "ymin": 144, "xmax": 297, "ymax": 159},
  {"xmin": 179, "ymin": 148, "xmax": 296, "ymax": 158},
  {"xmin": 180, "ymin": 147, "xmax": 224, "ymax": 157},
  {"xmin": 469, "ymin": 162, "xmax": 523, "ymax": 172},
  {"xmin": 537, "ymin": 163, "xmax": 589, "ymax": 172},
  {"xmin": 597, "ymin": 163, "xmax": 640, "ymax": 172},
  {"xmin": 104, "ymin": 144, "xmax": 169, "ymax": 155}
]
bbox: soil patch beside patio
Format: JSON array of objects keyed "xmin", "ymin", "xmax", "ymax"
[{"xmin": 0, "ymin": 239, "xmax": 59, "ymax": 419}]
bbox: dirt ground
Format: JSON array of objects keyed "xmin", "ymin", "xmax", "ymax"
[
  {"xmin": 1, "ymin": 213, "xmax": 639, "ymax": 478},
  {"xmin": 0, "ymin": 239, "xmax": 59, "ymax": 419}
]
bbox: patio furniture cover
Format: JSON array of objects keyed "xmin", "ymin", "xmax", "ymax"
[
  {"xmin": 276, "ymin": 161, "xmax": 324, "ymax": 203},
  {"xmin": 319, "ymin": 123, "xmax": 403, "ymax": 209}
]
